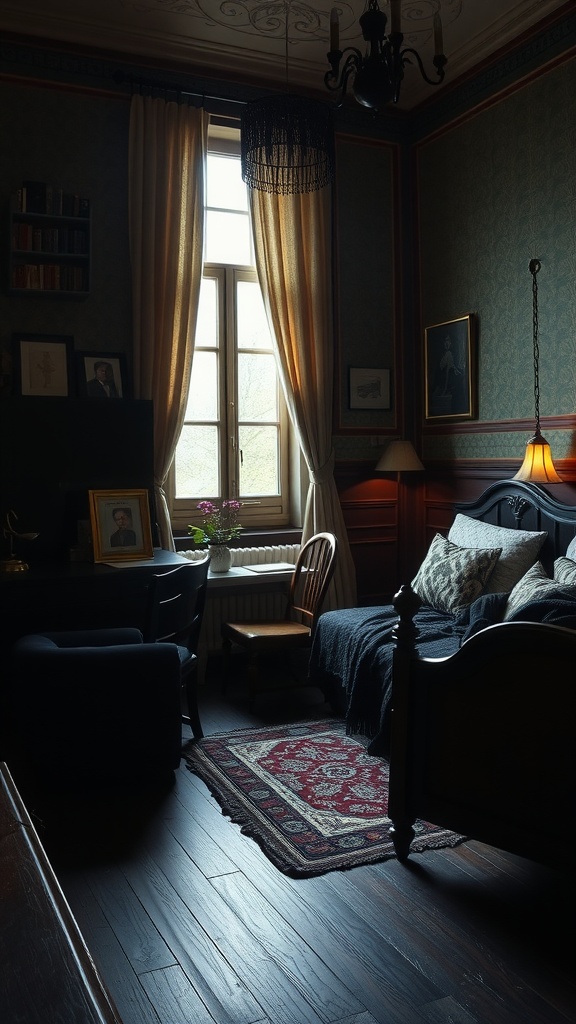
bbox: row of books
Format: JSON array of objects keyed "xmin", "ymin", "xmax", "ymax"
[
  {"xmin": 12, "ymin": 222, "xmax": 89, "ymax": 254},
  {"xmin": 14, "ymin": 180, "xmax": 90, "ymax": 218},
  {"xmin": 11, "ymin": 263, "xmax": 89, "ymax": 292}
]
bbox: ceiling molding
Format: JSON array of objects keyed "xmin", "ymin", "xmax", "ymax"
[{"xmin": 0, "ymin": 0, "xmax": 571, "ymax": 111}]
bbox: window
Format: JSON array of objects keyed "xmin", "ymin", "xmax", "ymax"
[{"xmin": 169, "ymin": 127, "xmax": 291, "ymax": 533}]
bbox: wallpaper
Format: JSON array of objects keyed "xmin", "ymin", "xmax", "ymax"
[
  {"xmin": 417, "ymin": 58, "xmax": 576, "ymax": 459},
  {"xmin": 0, "ymin": 80, "xmax": 133, "ymax": 381},
  {"xmin": 335, "ymin": 137, "xmax": 398, "ymax": 433}
]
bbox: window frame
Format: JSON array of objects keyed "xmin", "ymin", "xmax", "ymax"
[{"xmin": 168, "ymin": 126, "xmax": 292, "ymax": 535}]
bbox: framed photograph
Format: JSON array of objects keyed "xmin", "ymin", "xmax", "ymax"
[
  {"xmin": 13, "ymin": 333, "xmax": 74, "ymax": 397},
  {"xmin": 88, "ymin": 489, "xmax": 153, "ymax": 562},
  {"xmin": 77, "ymin": 351, "xmax": 128, "ymax": 398},
  {"xmin": 424, "ymin": 314, "xmax": 477, "ymax": 421},
  {"xmin": 349, "ymin": 367, "xmax": 391, "ymax": 410}
]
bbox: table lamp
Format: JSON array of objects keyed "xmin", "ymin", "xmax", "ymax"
[
  {"xmin": 375, "ymin": 440, "xmax": 424, "ymax": 586},
  {"xmin": 375, "ymin": 440, "xmax": 424, "ymax": 475}
]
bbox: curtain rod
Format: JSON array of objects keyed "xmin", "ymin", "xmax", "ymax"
[{"xmin": 113, "ymin": 70, "xmax": 247, "ymax": 107}]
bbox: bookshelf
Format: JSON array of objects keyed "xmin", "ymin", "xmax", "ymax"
[{"xmin": 9, "ymin": 180, "xmax": 91, "ymax": 297}]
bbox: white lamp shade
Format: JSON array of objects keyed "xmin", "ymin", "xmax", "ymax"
[{"xmin": 375, "ymin": 440, "xmax": 424, "ymax": 472}]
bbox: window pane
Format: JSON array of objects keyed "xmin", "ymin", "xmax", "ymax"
[
  {"xmin": 238, "ymin": 353, "xmax": 278, "ymax": 421},
  {"xmin": 239, "ymin": 425, "xmax": 279, "ymax": 496},
  {"xmin": 195, "ymin": 278, "xmax": 218, "ymax": 349},
  {"xmin": 206, "ymin": 210, "xmax": 251, "ymax": 265},
  {"xmin": 185, "ymin": 350, "xmax": 218, "ymax": 420},
  {"xmin": 207, "ymin": 154, "xmax": 247, "ymax": 212},
  {"xmin": 237, "ymin": 280, "xmax": 273, "ymax": 350},
  {"xmin": 175, "ymin": 425, "xmax": 219, "ymax": 498}
]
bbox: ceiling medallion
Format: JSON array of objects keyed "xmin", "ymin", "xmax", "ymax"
[{"xmin": 120, "ymin": 2, "xmax": 462, "ymax": 49}]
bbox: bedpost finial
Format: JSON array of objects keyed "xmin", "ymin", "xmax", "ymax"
[
  {"xmin": 393, "ymin": 583, "xmax": 422, "ymax": 620},
  {"xmin": 392, "ymin": 583, "xmax": 422, "ymax": 654}
]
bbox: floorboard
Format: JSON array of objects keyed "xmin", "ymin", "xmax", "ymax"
[{"xmin": 11, "ymin": 676, "xmax": 576, "ymax": 1024}]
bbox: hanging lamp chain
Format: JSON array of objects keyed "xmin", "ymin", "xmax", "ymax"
[
  {"xmin": 529, "ymin": 257, "xmax": 541, "ymax": 434},
  {"xmin": 284, "ymin": 1, "xmax": 290, "ymax": 92}
]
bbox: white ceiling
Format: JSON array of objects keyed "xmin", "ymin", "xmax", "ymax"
[{"xmin": 0, "ymin": 0, "xmax": 569, "ymax": 109}]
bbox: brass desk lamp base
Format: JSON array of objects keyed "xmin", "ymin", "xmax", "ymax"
[
  {"xmin": 2, "ymin": 510, "xmax": 39, "ymax": 573},
  {"xmin": 1, "ymin": 557, "xmax": 30, "ymax": 573}
]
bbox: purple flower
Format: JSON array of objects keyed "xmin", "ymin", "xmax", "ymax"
[{"xmin": 187, "ymin": 498, "xmax": 243, "ymax": 546}]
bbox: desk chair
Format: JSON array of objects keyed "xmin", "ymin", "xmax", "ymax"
[
  {"xmin": 221, "ymin": 532, "xmax": 337, "ymax": 697},
  {"xmin": 144, "ymin": 558, "xmax": 210, "ymax": 739}
]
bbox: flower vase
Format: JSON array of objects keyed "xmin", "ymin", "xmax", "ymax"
[{"xmin": 209, "ymin": 543, "xmax": 231, "ymax": 573}]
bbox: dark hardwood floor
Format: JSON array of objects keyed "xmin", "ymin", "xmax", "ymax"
[{"xmin": 11, "ymin": 669, "xmax": 576, "ymax": 1024}]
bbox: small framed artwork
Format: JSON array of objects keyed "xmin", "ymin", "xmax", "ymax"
[
  {"xmin": 349, "ymin": 367, "xmax": 391, "ymax": 410},
  {"xmin": 424, "ymin": 314, "xmax": 477, "ymax": 421},
  {"xmin": 13, "ymin": 333, "xmax": 74, "ymax": 397},
  {"xmin": 88, "ymin": 489, "xmax": 154, "ymax": 562},
  {"xmin": 77, "ymin": 352, "xmax": 128, "ymax": 398}
]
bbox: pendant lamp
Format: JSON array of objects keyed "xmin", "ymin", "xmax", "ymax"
[
  {"xmin": 513, "ymin": 259, "xmax": 561, "ymax": 484},
  {"xmin": 241, "ymin": 2, "xmax": 334, "ymax": 194},
  {"xmin": 241, "ymin": 94, "xmax": 334, "ymax": 194}
]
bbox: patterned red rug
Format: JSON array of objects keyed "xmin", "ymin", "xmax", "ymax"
[{"xmin": 184, "ymin": 719, "xmax": 465, "ymax": 876}]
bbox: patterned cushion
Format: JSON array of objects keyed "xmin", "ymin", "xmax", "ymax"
[
  {"xmin": 448, "ymin": 514, "xmax": 547, "ymax": 594},
  {"xmin": 503, "ymin": 562, "xmax": 561, "ymax": 619},
  {"xmin": 566, "ymin": 535, "xmax": 576, "ymax": 560},
  {"xmin": 554, "ymin": 556, "xmax": 576, "ymax": 587},
  {"xmin": 412, "ymin": 533, "xmax": 501, "ymax": 615}
]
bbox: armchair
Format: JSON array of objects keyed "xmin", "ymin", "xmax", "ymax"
[{"xmin": 10, "ymin": 627, "xmax": 183, "ymax": 787}]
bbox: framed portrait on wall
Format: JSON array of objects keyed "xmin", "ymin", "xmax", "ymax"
[
  {"xmin": 13, "ymin": 333, "xmax": 74, "ymax": 397},
  {"xmin": 77, "ymin": 351, "xmax": 128, "ymax": 398},
  {"xmin": 424, "ymin": 314, "xmax": 477, "ymax": 421},
  {"xmin": 89, "ymin": 489, "xmax": 153, "ymax": 562}
]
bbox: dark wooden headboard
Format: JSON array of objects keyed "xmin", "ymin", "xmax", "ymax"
[{"xmin": 454, "ymin": 479, "xmax": 576, "ymax": 575}]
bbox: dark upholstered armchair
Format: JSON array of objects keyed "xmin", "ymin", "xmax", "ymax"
[{"xmin": 10, "ymin": 627, "xmax": 183, "ymax": 786}]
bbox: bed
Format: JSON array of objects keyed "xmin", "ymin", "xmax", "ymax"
[{"xmin": 309, "ymin": 479, "xmax": 576, "ymax": 867}]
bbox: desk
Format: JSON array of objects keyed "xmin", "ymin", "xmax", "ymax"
[
  {"xmin": 0, "ymin": 761, "xmax": 122, "ymax": 1023},
  {"xmin": 0, "ymin": 549, "xmax": 189, "ymax": 644},
  {"xmin": 1, "ymin": 552, "xmax": 294, "ymax": 629},
  {"xmin": 1, "ymin": 551, "xmax": 294, "ymax": 672}
]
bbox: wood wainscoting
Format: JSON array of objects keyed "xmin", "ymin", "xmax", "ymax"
[{"xmin": 335, "ymin": 460, "xmax": 576, "ymax": 606}]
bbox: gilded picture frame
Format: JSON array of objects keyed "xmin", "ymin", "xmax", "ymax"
[
  {"xmin": 89, "ymin": 488, "xmax": 153, "ymax": 562},
  {"xmin": 424, "ymin": 314, "xmax": 477, "ymax": 421}
]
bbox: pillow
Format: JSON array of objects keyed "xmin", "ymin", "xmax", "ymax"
[
  {"xmin": 503, "ymin": 562, "xmax": 561, "ymax": 619},
  {"xmin": 566, "ymin": 535, "xmax": 576, "ymax": 560},
  {"xmin": 412, "ymin": 533, "xmax": 501, "ymax": 615},
  {"xmin": 448, "ymin": 514, "xmax": 547, "ymax": 593},
  {"xmin": 554, "ymin": 556, "xmax": 576, "ymax": 587}
]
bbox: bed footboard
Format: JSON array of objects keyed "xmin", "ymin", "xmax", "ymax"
[{"xmin": 388, "ymin": 589, "xmax": 576, "ymax": 867}]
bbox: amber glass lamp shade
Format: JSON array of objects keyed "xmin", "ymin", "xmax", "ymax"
[{"xmin": 513, "ymin": 429, "xmax": 562, "ymax": 484}]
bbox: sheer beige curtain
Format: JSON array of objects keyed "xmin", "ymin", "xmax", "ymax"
[
  {"xmin": 249, "ymin": 186, "xmax": 357, "ymax": 608},
  {"xmin": 129, "ymin": 95, "xmax": 208, "ymax": 549}
]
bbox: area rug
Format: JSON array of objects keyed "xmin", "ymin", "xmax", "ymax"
[{"xmin": 184, "ymin": 719, "xmax": 465, "ymax": 877}]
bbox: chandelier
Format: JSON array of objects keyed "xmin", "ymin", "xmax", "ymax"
[
  {"xmin": 241, "ymin": 94, "xmax": 334, "ymax": 194},
  {"xmin": 325, "ymin": 1, "xmax": 447, "ymax": 111},
  {"xmin": 241, "ymin": 0, "xmax": 334, "ymax": 194}
]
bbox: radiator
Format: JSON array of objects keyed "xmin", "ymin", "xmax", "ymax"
[
  {"xmin": 181, "ymin": 543, "xmax": 300, "ymax": 568},
  {"xmin": 181, "ymin": 544, "xmax": 300, "ymax": 658}
]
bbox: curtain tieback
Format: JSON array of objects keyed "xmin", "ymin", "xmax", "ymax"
[{"xmin": 310, "ymin": 451, "xmax": 335, "ymax": 485}]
